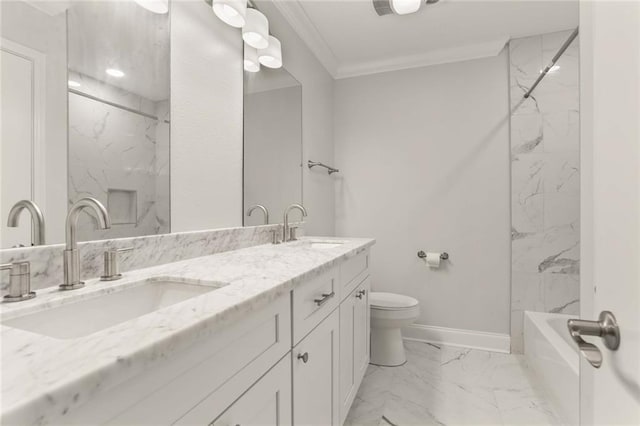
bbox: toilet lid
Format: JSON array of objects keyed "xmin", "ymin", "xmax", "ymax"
[{"xmin": 370, "ymin": 292, "xmax": 419, "ymax": 310}]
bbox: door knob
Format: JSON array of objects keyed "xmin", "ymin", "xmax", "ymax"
[
  {"xmin": 297, "ymin": 352, "xmax": 309, "ymax": 363},
  {"xmin": 567, "ymin": 311, "xmax": 620, "ymax": 368}
]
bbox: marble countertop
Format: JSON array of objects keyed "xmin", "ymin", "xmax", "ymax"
[{"xmin": 0, "ymin": 236, "xmax": 375, "ymax": 425}]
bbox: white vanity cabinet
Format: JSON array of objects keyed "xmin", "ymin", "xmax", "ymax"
[
  {"xmin": 292, "ymin": 309, "xmax": 340, "ymax": 426},
  {"xmin": 338, "ymin": 277, "xmax": 370, "ymax": 425},
  {"xmin": 56, "ymin": 248, "xmax": 371, "ymax": 426},
  {"xmin": 178, "ymin": 354, "xmax": 292, "ymax": 426}
]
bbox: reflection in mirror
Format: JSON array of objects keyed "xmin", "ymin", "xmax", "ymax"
[
  {"xmin": 67, "ymin": 1, "xmax": 170, "ymax": 242},
  {"xmin": 243, "ymin": 67, "xmax": 302, "ymax": 227},
  {"xmin": 1, "ymin": 1, "xmax": 68, "ymax": 248}
]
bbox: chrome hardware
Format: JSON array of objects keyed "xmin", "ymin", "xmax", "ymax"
[
  {"xmin": 100, "ymin": 247, "xmax": 134, "ymax": 281},
  {"xmin": 307, "ymin": 160, "xmax": 339, "ymax": 175},
  {"xmin": 417, "ymin": 250, "xmax": 449, "ymax": 260},
  {"xmin": 283, "ymin": 203, "xmax": 307, "ymax": 242},
  {"xmin": 1, "ymin": 261, "xmax": 36, "ymax": 302},
  {"xmin": 271, "ymin": 228, "xmax": 281, "ymax": 245},
  {"xmin": 60, "ymin": 198, "xmax": 111, "ymax": 290},
  {"xmin": 297, "ymin": 352, "xmax": 309, "ymax": 363},
  {"xmin": 288, "ymin": 225, "xmax": 300, "ymax": 241},
  {"xmin": 567, "ymin": 311, "xmax": 621, "ymax": 369},
  {"xmin": 356, "ymin": 289, "xmax": 366, "ymax": 299},
  {"xmin": 7, "ymin": 200, "xmax": 46, "ymax": 246},
  {"xmin": 314, "ymin": 291, "xmax": 335, "ymax": 306},
  {"xmin": 246, "ymin": 204, "xmax": 269, "ymax": 225}
]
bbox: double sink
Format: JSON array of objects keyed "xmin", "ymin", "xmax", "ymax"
[{"xmin": 1, "ymin": 239, "xmax": 347, "ymax": 340}]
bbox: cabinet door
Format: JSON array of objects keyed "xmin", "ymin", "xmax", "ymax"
[
  {"xmin": 354, "ymin": 278, "xmax": 370, "ymax": 382},
  {"xmin": 338, "ymin": 277, "xmax": 371, "ymax": 425},
  {"xmin": 179, "ymin": 354, "xmax": 292, "ymax": 426},
  {"xmin": 293, "ymin": 309, "xmax": 340, "ymax": 426}
]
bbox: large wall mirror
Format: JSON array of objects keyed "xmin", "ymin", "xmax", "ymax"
[
  {"xmin": 0, "ymin": 0, "xmax": 170, "ymax": 248},
  {"xmin": 243, "ymin": 67, "xmax": 302, "ymax": 226}
]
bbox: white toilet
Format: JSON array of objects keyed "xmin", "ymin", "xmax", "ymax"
[{"xmin": 369, "ymin": 292, "xmax": 420, "ymax": 366}]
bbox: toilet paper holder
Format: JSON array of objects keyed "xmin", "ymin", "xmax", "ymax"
[{"xmin": 417, "ymin": 250, "xmax": 449, "ymax": 260}]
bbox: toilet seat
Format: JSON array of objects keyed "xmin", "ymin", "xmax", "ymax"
[{"xmin": 370, "ymin": 292, "xmax": 419, "ymax": 310}]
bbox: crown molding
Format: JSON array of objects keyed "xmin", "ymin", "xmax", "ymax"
[
  {"xmin": 271, "ymin": 0, "xmax": 509, "ymax": 80},
  {"xmin": 335, "ymin": 37, "xmax": 510, "ymax": 79},
  {"xmin": 271, "ymin": 0, "xmax": 339, "ymax": 77}
]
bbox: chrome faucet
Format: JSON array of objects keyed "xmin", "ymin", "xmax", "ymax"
[
  {"xmin": 7, "ymin": 200, "xmax": 46, "ymax": 246},
  {"xmin": 283, "ymin": 203, "xmax": 307, "ymax": 242},
  {"xmin": 247, "ymin": 204, "xmax": 269, "ymax": 225},
  {"xmin": 60, "ymin": 197, "xmax": 111, "ymax": 290}
]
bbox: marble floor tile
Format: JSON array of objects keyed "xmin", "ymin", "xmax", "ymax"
[{"xmin": 346, "ymin": 341, "xmax": 562, "ymax": 426}]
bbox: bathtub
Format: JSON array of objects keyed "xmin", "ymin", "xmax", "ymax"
[{"xmin": 524, "ymin": 311, "xmax": 580, "ymax": 425}]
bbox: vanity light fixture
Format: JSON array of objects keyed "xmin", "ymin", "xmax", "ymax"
[
  {"xmin": 68, "ymin": 80, "xmax": 81, "ymax": 88},
  {"xmin": 244, "ymin": 44, "xmax": 260, "ymax": 72},
  {"xmin": 106, "ymin": 68, "xmax": 125, "ymax": 78},
  {"xmin": 242, "ymin": 8, "xmax": 269, "ymax": 49},
  {"xmin": 133, "ymin": 0, "xmax": 168, "ymax": 14},
  {"xmin": 258, "ymin": 35, "xmax": 282, "ymax": 69},
  {"xmin": 212, "ymin": 0, "xmax": 247, "ymax": 28}
]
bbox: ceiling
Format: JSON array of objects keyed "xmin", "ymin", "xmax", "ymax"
[
  {"xmin": 270, "ymin": 0, "xmax": 579, "ymax": 79},
  {"xmin": 67, "ymin": 1, "xmax": 170, "ymax": 101}
]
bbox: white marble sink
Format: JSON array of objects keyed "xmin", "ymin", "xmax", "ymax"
[
  {"xmin": 309, "ymin": 240, "xmax": 347, "ymax": 249},
  {"xmin": 2, "ymin": 278, "xmax": 224, "ymax": 339}
]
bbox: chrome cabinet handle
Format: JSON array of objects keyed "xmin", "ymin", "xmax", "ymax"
[
  {"xmin": 567, "ymin": 311, "xmax": 620, "ymax": 369},
  {"xmin": 297, "ymin": 352, "xmax": 309, "ymax": 363},
  {"xmin": 356, "ymin": 289, "xmax": 366, "ymax": 299},
  {"xmin": 314, "ymin": 291, "xmax": 335, "ymax": 306}
]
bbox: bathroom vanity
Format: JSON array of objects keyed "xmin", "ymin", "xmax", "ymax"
[{"xmin": 0, "ymin": 237, "xmax": 374, "ymax": 425}]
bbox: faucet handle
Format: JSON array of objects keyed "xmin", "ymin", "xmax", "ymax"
[
  {"xmin": 288, "ymin": 225, "xmax": 300, "ymax": 241},
  {"xmin": 1, "ymin": 261, "xmax": 36, "ymax": 302},
  {"xmin": 100, "ymin": 247, "xmax": 134, "ymax": 281},
  {"xmin": 271, "ymin": 228, "xmax": 282, "ymax": 245}
]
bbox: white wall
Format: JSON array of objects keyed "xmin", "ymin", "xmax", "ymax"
[
  {"xmin": 171, "ymin": 0, "xmax": 243, "ymax": 232},
  {"xmin": 255, "ymin": 2, "xmax": 336, "ymax": 236},
  {"xmin": 244, "ymin": 85, "xmax": 302, "ymax": 227},
  {"xmin": 0, "ymin": 1, "xmax": 67, "ymax": 245},
  {"xmin": 334, "ymin": 53, "xmax": 511, "ymax": 335}
]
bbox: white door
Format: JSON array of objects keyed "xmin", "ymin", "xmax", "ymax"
[
  {"xmin": 0, "ymin": 38, "xmax": 45, "ymax": 248},
  {"xmin": 293, "ymin": 309, "xmax": 340, "ymax": 426},
  {"xmin": 579, "ymin": 1, "xmax": 640, "ymax": 424}
]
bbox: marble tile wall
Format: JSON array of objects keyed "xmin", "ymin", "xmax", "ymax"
[
  {"xmin": 509, "ymin": 30, "xmax": 580, "ymax": 352},
  {"xmin": 0, "ymin": 224, "xmax": 282, "ymax": 296},
  {"xmin": 68, "ymin": 71, "xmax": 170, "ymax": 241}
]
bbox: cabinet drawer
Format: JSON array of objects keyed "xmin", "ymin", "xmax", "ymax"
[
  {"xmin": 340, "ymin": 250, "xmax": 369, "ymax": 301},
  {"xmin": 292, "ymin": 267, "xmax": 339, "ymax": 345}
]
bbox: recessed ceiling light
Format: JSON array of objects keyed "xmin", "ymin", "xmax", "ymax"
[
  {"xmin": 390, "ymin": 0, "xmax": 421, "ymax": 15},
  {"xmin": 106, "ymin": 68, "xmax": 125, "ymax": 78},
  {"xmin": 68, "ymin": 80, "xmax": 81, "ymax": 88}
]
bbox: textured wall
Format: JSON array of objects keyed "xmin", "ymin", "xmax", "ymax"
[
  {"xmin": 68, "ymin": 73, "xmax": 170, "ymax": 241},
  {"xmin": 509, "ymin": 30, "xmax": 580, "ymax": 352}
]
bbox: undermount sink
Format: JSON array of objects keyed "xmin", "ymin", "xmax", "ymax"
[
  {"xmin": 2, "ymin": 277, "xmax": 225, "ymax": 339},
  {"xmin": 309, "ymin": 240, "xmax": 347, "ymax": 249}
]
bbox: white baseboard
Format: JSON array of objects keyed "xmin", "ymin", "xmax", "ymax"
[{"xmin": 403, "ymin": 324, "xmax": 511, "ymax": 354}]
